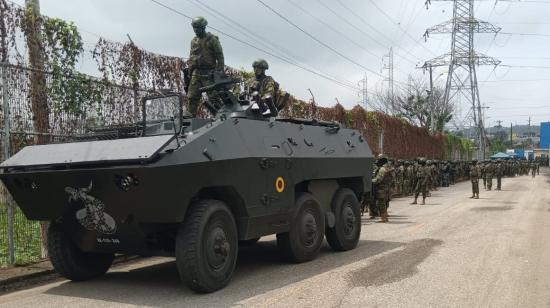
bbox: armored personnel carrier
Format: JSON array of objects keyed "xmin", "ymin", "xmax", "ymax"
[{"xmin": 0, "ymin": 75, "xmax": 373, "ymax": 293}]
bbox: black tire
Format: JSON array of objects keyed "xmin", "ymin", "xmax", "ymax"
[
  {"xmin": 47, "ymin": 223, "xmax": 114, "ymax": 281},
  {"xmin": 176, "ymin": 199, "xmax": 238, "ymax": 293},
  {"xmin": 326, "ymin": 188, "xmax": 361, "ymax": 251},
  {"xmin": 277, "ymin": 193, "xmax": 325, "ymax": 263},
  {"xmin": 239, "ymin": 237, "xmax": 261, "ymax": 246}
]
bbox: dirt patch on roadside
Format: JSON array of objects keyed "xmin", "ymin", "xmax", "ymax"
[
  {"xmin": 348, "ymin": 239, "xmax": 443, "ymax": 288},
  {"xmin": 471, "ymin": 206, "xmax": 513, "ymax": 212}
]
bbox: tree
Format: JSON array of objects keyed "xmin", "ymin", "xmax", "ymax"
[{"xmin": 371, "ymin": 75, "xmax": 454, "ymax": 134}]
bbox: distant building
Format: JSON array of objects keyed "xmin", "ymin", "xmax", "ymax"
[{"xmin": 541, "ymin": 122, "xmax": 550, "ymax": 149}]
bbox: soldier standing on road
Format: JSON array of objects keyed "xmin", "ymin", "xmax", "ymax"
[
  {"xmin": 470, "ymin": 160, "xmax": 481, "ymax": 199},
  {"xmin": 187, "ymin": 16, "xmax": 225, "ymax": 116},
  {"xmin": 531, "ymin": 161, "xmax": 537, "ymax": 178},
  {"xmin": 372, "ymin": 155, "xmax": 392, "ymax": 223},
  {"xmin": 411, "ymin": 158, "xmax": 429, "ymax": 205},
  {"xmin": 485, "ymin": 161, "xmax": 495, "ymax": 190},
  {"xmin": 495, "ymin": 160, "xmax": 504, "ymax": 190}
]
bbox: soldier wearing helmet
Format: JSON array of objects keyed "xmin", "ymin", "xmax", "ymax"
[
  {"xmin": 469, "ymin": 159, "xmax": 481, "ymax": 199},
  {"xmin": 371, "ymin": 154, "xmax": 391, "ymax": 223},
  {"xmin": 411, "ymin": 157, "xmax": 430, "ymax": 205},
  {"xmin": 247, "ymin": 59, "xmax": 277, "ymax": 99},
  {"xmin": 186, "ymin": 16, "xmax": 225, "ymax": 116}
]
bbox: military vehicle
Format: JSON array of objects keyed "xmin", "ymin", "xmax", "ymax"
[{"xmin": 0, "ymin": 75, "xmax": 374, "ymax": 293}]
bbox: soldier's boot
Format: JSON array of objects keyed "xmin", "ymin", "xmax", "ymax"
[
  {"xmin": 470, "ymin": 194, "xmax": 475, "ymax": 198},
  {"xmin": 475, "ymin": 193, "xmax": 479, "ymax": 199},
  {"xmin": 377, "ymin": 211, "xmax": 388, "ymax": 223},
  {"xmin": 410, "ymin": 198, "xmax": 417, "ymax": 205},
  {"xmin": 421, "ymin": 198, "xmax": 426, "ymax": 205}
]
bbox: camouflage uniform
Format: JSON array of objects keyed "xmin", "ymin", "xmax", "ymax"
[
  {"xmin": 495, "ymin": 161, "xmax": 503, "ymax": 190},
  {"xmin": 470, "ymin": 161, "xmax": 481, "ymax": 199},
  {"xmin": 396, "ymin": 161, "xmax": 405, "ymax": 195},
  {"xmin": 245, "ymin": 75, "xmax": 277, "ymax": 100},
  {"xmin": 411, "ymin": 160, "xmax": 429, "ymax": 205},
  {"xmin": 372, "ymin": 156, "xmax": 392, "ymax": 223},
  {"xmin": 485, "ymin": 161, "xmax": 495, "ymax": 190},
  {"xmin": 187, "ymin": 18, "xmax": 225, "ymax": 116}
]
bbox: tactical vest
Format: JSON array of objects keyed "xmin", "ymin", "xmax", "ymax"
[{"xmin": 189, "ymin": 33, "xmax": 221, "ymax": 70}]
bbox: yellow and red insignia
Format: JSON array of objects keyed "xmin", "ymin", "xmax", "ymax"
[{"xmin": 275, "ymin": 177, "xmax": 285, "ymax": 193}]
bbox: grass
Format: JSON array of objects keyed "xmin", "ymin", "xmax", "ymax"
[{"xmin": 0, "ymin": 205, "xmax": 42, "ymax": 267}]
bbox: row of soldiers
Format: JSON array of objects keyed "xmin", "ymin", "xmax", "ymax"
[{"xmin": 365, "ymin": 155, "xmax": 542, "ymax": 223}]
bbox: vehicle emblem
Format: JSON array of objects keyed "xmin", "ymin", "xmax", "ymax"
[{"xmin": 65, "ymin": 182, "xmax": 117, "ymax": 234}]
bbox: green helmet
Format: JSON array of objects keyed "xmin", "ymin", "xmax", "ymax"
[
  {"xmin": 252, "ymin": 59, "xmax": 269, "ymax": 70},
  {"xmin": 191, "ymin": 16, "xmax": 208, "ymax": 28},
  {"xmin": 376, "ymin": 154, "xmax": 388, "ymax": 166}
]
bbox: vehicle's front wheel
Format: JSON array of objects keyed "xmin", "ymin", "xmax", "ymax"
[
  {"xmin": 48, "ymin": 223, "xmax": 114, "ymax": 281},
  {"xmin": 326, "ymin": 188, "xmax": 361, "ymax": 251},
  {"xmin": 277, "ymin": 193, "xmax": 325, "ymax": 263},
  {"xmin": 176, "ymin": 199, "xmax": 238, "ymax": 293}
]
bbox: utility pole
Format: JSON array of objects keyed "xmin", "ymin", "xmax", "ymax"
[
  {"xmin": 25, "ymin": 0, "xmax": 50, "ymax": 259},
  {"xmin": 383, "ymin": 47, "xmax": 394, "ymax": 113},
  {"xmin": 422, "ymin": 0, "xmax": 501, "ymax": 160},
  {"xmin": 428, "ymin": 65, "xmax": 434, "ymax": 133}
]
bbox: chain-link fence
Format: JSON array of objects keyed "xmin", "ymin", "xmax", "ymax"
[
  {"xmin": 0, "ymin": 61, "xmax": 156, "ymax": 267},
  {"xmin": 0, "ymin": 202, "xmax": 41, "ymax": 267}
]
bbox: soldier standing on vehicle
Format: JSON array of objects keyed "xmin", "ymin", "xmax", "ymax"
[
  {"xmin": 470, "ymin": 160, "xmax": 481, "ymax": 199},
  {"xmin": 372, "ymin": 155, "xmax": 392, "ymax": 223},
  {"xmin": 186, "ymin": 16, "xmax": 225, "ymax": 116}
]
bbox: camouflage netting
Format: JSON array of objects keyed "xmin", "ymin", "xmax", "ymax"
[{"xmin": 280, "ymin": 98, "xmax": 454, "ymax": 159}]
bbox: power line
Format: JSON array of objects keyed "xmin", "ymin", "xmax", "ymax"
[
  {"xmin": 366, "ymin": 0, "xmax": 437, "ymax": 57},
  {"xmin": 254, "ymin": 0, "xmax": 396, "ymax": 84},
  {"xmin": 334, "ymin": 0, "xmax": 426, "ymax": 65},
  {"xmin": 315, "ymin": 0, "xmax": 420, "ymax": 67},
  {"xmin": 501, "ymin": 64, "xmax": 550, "ymax": 69},
  {"xmin": 148, "ymin": 0, "xmax": 360, "ymax": 91},
  {"xmin": 285, "ymin": 0, "xmax": 381, "ymax": 61}
]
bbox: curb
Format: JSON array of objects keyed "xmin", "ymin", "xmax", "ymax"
[
  {"xmin": 0, "ymin": 268, "xmax": 57, "ymax": 290},
  {"xmin": 0, "ymin": 255, "xmax": 141, "ymax": 293}
]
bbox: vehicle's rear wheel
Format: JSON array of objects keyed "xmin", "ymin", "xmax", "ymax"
[
  {"xmin": 48, "ymin": 222, "xmax": 114, "ymax": 281},
  {"xmin": 277, "ymin": 193, "xmax": 325, "ymax": 263},
  {"xmin": 326, "ymin": 188, "xmax": 361, "ymax": 251},
  {"xmin": 239, "ymin": 237, "xmax": 261, "ymax": 246},
  {"xmin": 176, "ymin": 199, "xmax": 238, "ymax": 293}
]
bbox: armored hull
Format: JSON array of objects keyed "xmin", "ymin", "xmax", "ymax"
[{"xmin": 1, "ymin": 116, "xmax": 373, "ymax": 291}]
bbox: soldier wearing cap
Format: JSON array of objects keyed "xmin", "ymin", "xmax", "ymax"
[{"xmin": 187, "ymin": 16, "xmax": 225, "ymax": 116}]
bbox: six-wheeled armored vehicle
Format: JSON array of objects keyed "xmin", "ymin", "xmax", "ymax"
[{"xmin": 0, "ymin": 75, "xmax": 374, "ymax": 293}]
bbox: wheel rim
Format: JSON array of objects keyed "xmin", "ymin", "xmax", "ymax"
[
  {"xmin": 341, "ymin": 201, "xmax": 356, "ymax": 238},
  {"xmin": 299, "ymin": 208, "xmax": 319, "ymax": 248},
  {"xmin": 205, "ymin": 222, "xmax": 231, "ymax": 272}
]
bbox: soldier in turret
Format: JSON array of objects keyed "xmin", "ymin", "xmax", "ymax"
[{"xmin": 186, "ymin": 16, "xmax": 225, "ymax": 116}]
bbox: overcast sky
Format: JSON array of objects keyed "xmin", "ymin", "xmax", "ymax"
[{"xmin": 12, "ymin": 0, "xmax": 550, "ymax": 129}]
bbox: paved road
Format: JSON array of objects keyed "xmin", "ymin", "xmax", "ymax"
[{"xmin": 2, "ymin": 169, "xmax": 550, "ymax": 307}]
